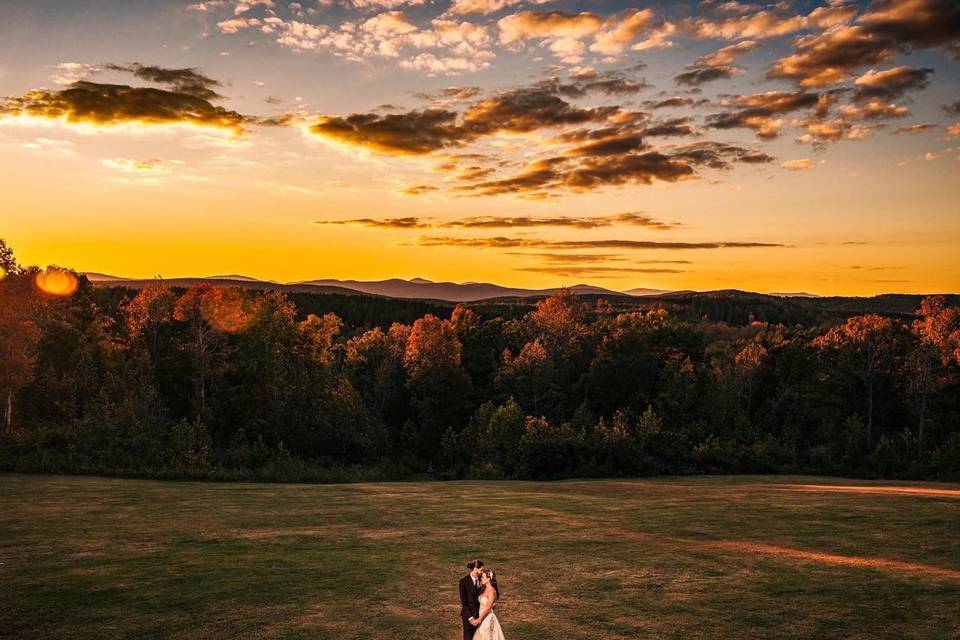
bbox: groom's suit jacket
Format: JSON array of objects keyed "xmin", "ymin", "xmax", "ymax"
[{"xmin": 459, "ymin": 574, "xmax": 480, "ymax": 620}]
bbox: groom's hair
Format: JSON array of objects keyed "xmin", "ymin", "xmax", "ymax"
[{"xmin": 466, "ymin": 560, "xmax": 484, "ymax": 570}]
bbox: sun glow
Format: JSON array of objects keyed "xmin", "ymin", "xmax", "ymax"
[{"xmin": 34, "ymin": 268, "xmax": 79, "ymax": 296}]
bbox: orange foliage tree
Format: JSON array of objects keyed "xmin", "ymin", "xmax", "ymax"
[
  {"xmin": 910, "ymin": 296, "xmax": 960, "ymax": 443},
  {"xmin": 814, "ymin": 314, "xmax": 897, "ymax": 443},
  {"xmin": 124, "ymin": 280, "xmax": 175, "ymax": 360}
]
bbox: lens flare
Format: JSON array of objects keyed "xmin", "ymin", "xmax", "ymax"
[{"xmin": 35, "ymin": 268, "xmax": 79, "ymax": 296}]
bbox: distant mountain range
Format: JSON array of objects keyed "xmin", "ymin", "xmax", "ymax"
[
  {"xmin": 81, "ymin": 273, "xmax": 958, "ymax": 320},
  {"xmin": 83, "ymin": 273, "xmax": 674, "ymax": 302}
]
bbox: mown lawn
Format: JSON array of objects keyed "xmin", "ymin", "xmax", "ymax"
[{"xmin": 1, "ymin": 474, "xmax": 958, "ymax": 640}]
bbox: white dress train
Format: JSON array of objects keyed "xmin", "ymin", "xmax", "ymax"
[{"xmin": 475, "ymin": 594, "xmax": 506, "ymax": 640}]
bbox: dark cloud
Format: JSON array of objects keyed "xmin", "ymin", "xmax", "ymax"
[
  {"xmin": 455, "ymin": 166, "xmax": 497, "ymax": 182},
  {"xmin": 441, "ymin": 212, "xmax": 679, "ymax": 230},
  {"xmin": 767, "ymin": 0, "xmax": 960, "ymax": 87},
  {"xmin": 416, "ymin": 86, "xmax": 483, "ymax": 102},
  {"xmin": 852, "ymin": 66, "xmax": 934, "ymax": 101},
  {"xmin": 676, "ymin": 66, "xmax": 738, "ymax": 86},
  {"xmin": 1, "ymin": 80, "xmax": 249, "ymax": 132},
  {"xmin": 643, "ymin": 117, "xmax": 699, "ymax": 137},
  {"xmin": 644, "ymin": 97, "xmax": 703, "ymax": 109},
  {"xmin": 402, "ymin": 184, "xmax": 440, "ymax": 196},
  {"xmin": 309, "ymin": 109, "xmax": 468, "ymax": 155},
  {"xmin": 705, "ymin": 90, "xmax": 820, "ymax": 138},
  {"xmin": 668, "ymin": 141, "xmax": 775, "ymax": 168},
  {"xmin": 315, "ymin": 217, "xmax": 430, "ymax": 228},
  {"xmin": 419, "ymin": 236, "xmax": 785, "ymax": 250},
  {"xmin": 310, "ymin": 79, "xmax": 636, "ymax": 155},
  {"xmin": 105, "ymin": 63, "xmax": 223, "ymax": 100},
  {"xmin": 462, "ymin": 82, "xmax": 620, "ymax": 134},
  {"xmin": 893, "ymin": 123, "xmax": 938, "ymax": 134},
  {"xmin": 510, "ymin": 253, "xmax": 691, "ymax": 265},
  {"xmin": 565, "ymin": 133, "xmax": 647, "ymax": 157},
  {"xmin": 942, "ymin": 100, "xmax": 960, "ymax": 115}
]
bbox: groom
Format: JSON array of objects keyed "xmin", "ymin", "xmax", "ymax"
[{"xmin": 459, "ymin": 560, "xmax": 483, "ymax": 640}]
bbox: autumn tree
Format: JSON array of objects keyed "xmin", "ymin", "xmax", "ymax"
[
  {"xmin": 526, "ymin": 289, "xmax": 588, "ymax": 358},
  {"xmin": 124, "ymin": 280, "xmax": 175, "ymax": 361},
  {"xmin": 173, "ymin": 284, "xmax": 238, "ymax": 420},
  {"xmin": 910, "ymin": 296, "xmax": 960, "ymax": 443},
  {"xmin": 403, "ymin": 314, "xmax": 471, "ymax": 456},
  {"xmin": 500, "ymin": 339, "xmax": 553, "ymax": 415},
  {"xmin": 814, "ymin": 314, "xmax": 898, "ymax": 444},
  {"xmin": 735, "ymin": 342, "xmax": 767, "ymax": 414},
  {"xmin": 299, "ymin": 312, "xmax": 343, "ymax": 365},
  {"xmin": 0, "ymin": 242, "xmax": 39, "ymax": 433},
  {"xmin": 345, "ymin": 323, "xmax": 409, "ymax": 427}
]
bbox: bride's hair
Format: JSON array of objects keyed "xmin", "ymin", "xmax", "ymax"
[{"xmin": 480, "ymin": 568, "xmax": 500, "ymax": 598}]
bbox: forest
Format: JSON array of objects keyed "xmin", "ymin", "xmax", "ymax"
[{"xmin": 2, "ymin": 240, "xmax": 959, "ymax": 482}]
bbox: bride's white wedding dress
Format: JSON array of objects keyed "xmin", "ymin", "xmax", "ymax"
[{"xmin": 475, "ymin": 594, "xmax": 506, "ymax": 640}]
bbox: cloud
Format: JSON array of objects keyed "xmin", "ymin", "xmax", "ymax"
[
  {"xmin": 944, "ymin": 101, "xmax": 960, "ymax": 116},
  {"xmin": 417, "ymin": 86, "xmax": 483, "ymax": 104},
  {"xmin": 498, "ymin": 11, "xmax": 603, "ymax": 45},
  {"xmin": 692, "ymin": 40, "xmax": 760, "ymax": 67},
  {"xmin": 838, "ymin": 100, "xmax": 909, "ymax": 120},
  {"xmin": 510, "ymin": 253, "xmax": 691, "ymax": 265},
  {"xmin": 308, "ymin": 109, "xmax": 467, "ymax": 154},
  {"xmin": 768, "ymin": 0, "xmax": 960, "ymax": 87},
  {"xmin": 781, "ymin": 158, "xmax": 814, "ymax": 170},
  {"xmin": 589, "ymin": 9, "xmax": 654, "ymax": 55},
  {"xmin": 100, "ymin": 157, "xmax": 183, "ymax": 175},
  {"xmin": 306, "ymin": 74, "xmax": 774, "ymax": 197},
  {"xmin": 441, "ymin": 212, "xmax": 680, "ymax": 230},
  {"xmin": 399, "ymin": 52, "xmax": 493, "ymax": 75},
  {"xmin": 401, "ymin": 184, "xmax": 440, "ymax": 195},
  {"xmin": 50, "ymin": 62, "xmax": 101, "ymax": 85},
  {"xmin": 705, "ymin": 90, "xmax": 820, "ymax": 138},
  {"xmin": 675, "ymin": 66, "xmax": 739, "ymax": 86},
  {"xmin": 445, "ymin": 0, "xmax": 550, "ymax": 16},
  {"xmin": 644, "ymin": 97, "xmax": 710, "ymax": 110},
  {"xmin": 419, "ymin": 236, "xmax": 785, "ymax": 250},
  {"xmin": 315, "ymin": 216, "xmax": 430, "ymax": 228},
  {"xmin": 20, "ymin": 136, "xmax": 77, "ymax": 156},
  {"xmin": 852, "ymin": 66, "xmax": 933, "ymax": 101},
  {"xmin": 104, "ymin": 63, "xmax": 224, "ymax": 99},
  {"xmin": 517, "ymin": 265, "xmax": 685, "ymax": 276},
  {"xmin": 642, "ymin": 117, "xmax": 699, "ymax": 138},
  {"xmin": 498, "ymin": 10, "xmax": 605, "ymax": 62},
  {"xmin": 893, "ymin": 123, "xmax": 938, "ymax": 134},
  {"xmin": 456, "ymin": 152, "xmax": 698, "ymax": 196},
  {"xmin": 353, "ymin": 0, "xmax": 426, "ymax": 9},
  {"xmin": 1, "ymin": 80, "xmax": 249, "ymax": 133},
  {"xmin": 461, "ymin": 81, "xmax": 620, "ymax": 133},
  {"xmin": 681, "ymin": 4, "xmax": 856, "ymax": 40},
  {"xmin": 219, "ymin": 11, "xmax": 497, "ymax": 77}
]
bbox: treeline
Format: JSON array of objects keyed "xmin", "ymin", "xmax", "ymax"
[{"xmin": 2, "ymin": 240, "xmax": 959, "ymax": 482}]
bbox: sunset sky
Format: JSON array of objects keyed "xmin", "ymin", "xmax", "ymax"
[{"xmin": 1, "ymin": 0, "xmax": 958, "ymax": 295}]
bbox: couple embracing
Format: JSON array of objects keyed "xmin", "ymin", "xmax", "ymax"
[{"xmin": 458, "ymin": 559, "xmax": 506, "ymax": 640}]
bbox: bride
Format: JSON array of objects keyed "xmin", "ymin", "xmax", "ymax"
[{"xmin": 471, "ymin": 568, "xmax": 506, "ymax": 640}]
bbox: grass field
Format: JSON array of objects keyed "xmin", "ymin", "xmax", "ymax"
[{"xmin": 2, "ymin": 474, "xmax": 959, "ymax": 640}]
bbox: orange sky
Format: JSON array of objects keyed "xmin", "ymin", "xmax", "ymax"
[{"xmin": 1, "ymin": 0, "xmax": 958, "ymax": 295}]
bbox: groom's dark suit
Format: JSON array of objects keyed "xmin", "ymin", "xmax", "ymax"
[{"xmin": 459, "ymin": 574, "xmax": 480, "ymax": 640}]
